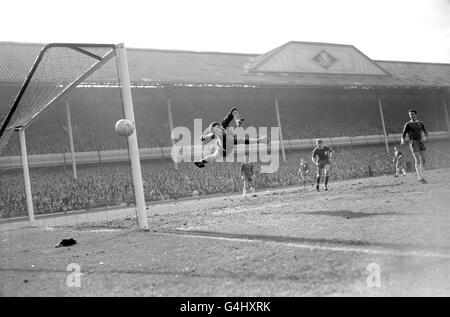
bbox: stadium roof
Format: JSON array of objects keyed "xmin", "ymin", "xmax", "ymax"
[{"xmin": 0, "ymin": 41, "xmax": 449, "ymax": 88}]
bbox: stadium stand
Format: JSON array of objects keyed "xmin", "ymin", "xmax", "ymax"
[
  {"xmin": 1, "ymin": 41, "xmax": 449, "ymax": 155},
  {"xmin": 1, "ymin": 41, "xmax": 449, "ymax": 218},
  {"xmin": 0, "ymin": 89, "xmax": 447, "ymax": 155}
]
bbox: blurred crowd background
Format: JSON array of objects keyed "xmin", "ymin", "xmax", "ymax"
[
  {"xmin": 1, "ymin": 88, "xmax": 449, "ymax": 218},
  {"xmin": 2, "ymin": 141, "xmax": 450, "ymax": 218}
]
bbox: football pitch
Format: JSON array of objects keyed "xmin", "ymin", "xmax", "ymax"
[{"xmin": 1, "ymin": 168, "xmax": 450, "ymax": 296}]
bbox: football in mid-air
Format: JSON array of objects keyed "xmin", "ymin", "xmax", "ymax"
[{"xmin": 115, "ymin": 119, "xmax": 134, "ymax": 137}]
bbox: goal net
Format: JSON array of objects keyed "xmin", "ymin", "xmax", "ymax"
[
  {"xmin": 0, "ymin": 43, "xmax": 148, "ymax": 229},
  {"xmin": 0, "ymin": 44, "xmax": 117, "ymax": 153}
]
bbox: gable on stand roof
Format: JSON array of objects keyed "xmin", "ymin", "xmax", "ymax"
[{"xmin": 249, "ymin": 41, "xmax": 391, "ymax": 76}]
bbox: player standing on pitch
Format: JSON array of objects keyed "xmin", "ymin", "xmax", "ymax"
[
  {"xmin": 298, "ymin": 157, "xmax": 312, "ymax": 189},
  {"xmin": 240, "ymin": 155, "xmax": 256, "ymax": 198},
  {"xmin": 312, "ymin": 139, "xmax": 333, "ymax": 191},
  {"xmin": 401, "ymin": 109, "xmax": 428, "ymax": 183},
  {"xmin": 195, "ymin": 107, "xmax": 267, "ymax": 168},
  {"xmin": 392, "ymin": 145, "xmax": 407, "ymax": 177}
]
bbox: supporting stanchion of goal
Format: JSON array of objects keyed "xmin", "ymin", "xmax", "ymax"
[
  {"xmin": 116, "ymin": 43, "xmax": 149, "ymax": 230},
  {"xmin": 274, "ymin": 97, "xmax": 286, "ymax": 162},
  {"xmin": 166, "ymin": 97, "xmax": 178, "ymax": 169},
  {"xmin": 65, "ymin": 100, "xmax": 78, "ymax": 180},
  {"xmin": 377, "ymin": 93, "xmax": 390, "ymax": 154},
  {"xmin": 442, "ymin": 89, "xmax": 450, "ymax": 136},
  {"xmin": 17, "ymin": 127, "xmax": 35, "ymax": 226}
]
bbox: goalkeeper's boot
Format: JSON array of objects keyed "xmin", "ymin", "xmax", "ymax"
[
  {"xmin": 230, "ymin": 107, "xmax": 244, "ymax": 127},
  {"xmin": 235, "ymin": 118, "xmax": 245, "ymax": 127}
]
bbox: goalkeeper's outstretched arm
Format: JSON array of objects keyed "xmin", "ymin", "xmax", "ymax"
[{"xmin": 234, "ymin": 135, "xmax": 268, "ymax": 145}]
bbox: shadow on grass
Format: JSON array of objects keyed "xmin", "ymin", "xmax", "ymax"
[
  {"xmin": 165, "ymin": 229, "xmax": 450, "ymax": 253},
  {"xmin": 299, "ymin": 210, "xmax": 396, "ymax": 219}
]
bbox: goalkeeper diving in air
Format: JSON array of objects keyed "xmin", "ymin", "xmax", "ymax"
[{"xmin": 194, "ymin": 107, "xmax": 267, "ymax": 168}]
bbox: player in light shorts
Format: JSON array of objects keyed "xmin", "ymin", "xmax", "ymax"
[
  {"xmin": 240, "ymin": 155, "xmax": 256, "ymax": 198},
  {"xmin": 298, "ymin": 157, "xmax": 312, "ymax": 188},
  {"xmin": 194, "ymin": 107, "xmax": 267, "ymax": 168},
  {"xmin": 392, "ymin": 146, "xmax": 407, "ymax": 177}
]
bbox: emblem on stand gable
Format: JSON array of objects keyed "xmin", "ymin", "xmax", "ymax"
[{"xmin": 313, "ymin": 50, "xmax": 337, "ymax": 69}]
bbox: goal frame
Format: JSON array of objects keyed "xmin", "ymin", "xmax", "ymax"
[{"xmin": 0, "ymin": 43, "xmax": 149, "ymax": 230}]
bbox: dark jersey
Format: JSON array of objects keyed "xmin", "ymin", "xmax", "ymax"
[
  {"xmin": 402, "ymin": 121, "xmax": 428, "ymax": 142},
  {"xmin": 241, "ymin": 163, "xmax": 254, "ymax": 176},
  {"xmin": 312, "ymin": 146, "xmax": 332, "ymax": 162}
]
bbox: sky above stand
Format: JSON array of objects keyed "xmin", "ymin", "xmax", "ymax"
[{"xmin": 2, "ymin": 0, "xmax": 450, "ymax": 63}]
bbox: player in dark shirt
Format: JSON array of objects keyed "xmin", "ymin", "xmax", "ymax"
[
  {"xmin": 401, "ymin": 109, "xmax": 428, "ymax": 183},
  {"xmin": 298, "ymin": 158, "xmax": 312, "ymax": 189},
  {"xmin": 311, "ymin": 139, "xmax": 333, "ymax": 191},
  {"xmin": 392, "ymin": 146, "xmax": 407, "ymax": 177},
  {"xmin": 240, "ymin": 155, "xmax": 256, "ymax": 198}
]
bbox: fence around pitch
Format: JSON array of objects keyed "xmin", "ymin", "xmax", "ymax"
[{"xmin": 0, "ymin": 131, "xmax": 448, "ymax": 169}]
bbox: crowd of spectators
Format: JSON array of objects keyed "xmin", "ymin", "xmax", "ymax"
[
  {"xmin": 1, "ymin": 88, "xmax": 448, "ymax": 218},
  {"xmin": 2, "ymin": 140, "xmax": 450, "ymax": 218},
  {"xmin": 0, "ymin": 89, "xmax": 447, "ymax": 156}
]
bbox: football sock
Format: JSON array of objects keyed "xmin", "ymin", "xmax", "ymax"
[{"xmin": 415, "ymin": 163, "xmax": 421, "ymax": 179}]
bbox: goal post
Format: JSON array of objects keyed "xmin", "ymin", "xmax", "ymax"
[
  {"xmin": 115, "ymin": 44, "xmax": 149, "ymax": 230},
  {"xmin": 0, "ymin": 43, "xmax": 149, "ymax": 230},
  {"xmin": 16, "ymin": 126, "xmax": 35, "ymax": 226}
]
